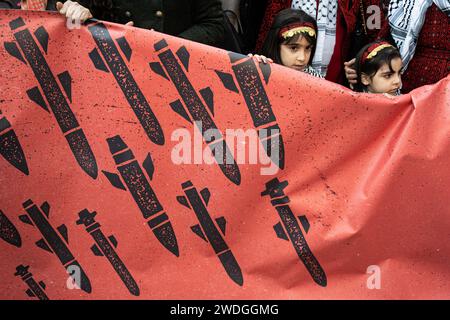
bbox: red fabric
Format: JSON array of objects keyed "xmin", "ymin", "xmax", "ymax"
[
  {"xmin": 364, "ymin": 0, "xmax": 391, "ymax": 42},
  {"xmin": 325, "ymin": 0, "xmax": 359, "ymax": 84},
  {"xmin": 324, "ymin": 7, "xmax": 345, "ymax": 83},
  {"xmin": 361, "ymin": 42, "xmax": 392, "ymax": 64},
  {"xmin": 255, "ymin": 0, "xmax": 292, "ymax": 53},
  {"xmin": 1, "ymin": 10, "xmax": 450, "ymax": 300},
  {"xmin": 279, "ymin": 22, "xmax": 316, "ymax": 38},
  {"xmin": 401, "ymin": 4, "xmax": 450, "ymax": 93}
]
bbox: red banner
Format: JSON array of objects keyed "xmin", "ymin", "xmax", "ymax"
[{"xmin": 1, "ymin": 10, "xmax": 449, "ymax": 300}]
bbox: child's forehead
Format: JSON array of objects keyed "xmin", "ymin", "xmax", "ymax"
[
  {"xmin": 283, "ymin": 34, "xmax": 312, "ymax": 46},
  {"xmin": 376, "ymin": 57, "xmax": 403, "ymax": 73}
]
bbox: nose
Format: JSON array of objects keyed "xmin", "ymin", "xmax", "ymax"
[
  {"xmin": 296, "ymin": 49, "xmax": 306, "ymax": 63},
  {"xmin": 392, "ymin": 74, "xmax": 401, "ymax": 86}
]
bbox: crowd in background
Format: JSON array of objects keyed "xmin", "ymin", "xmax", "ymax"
[{"xmin": 1, "ymin": 0, "xmax": 449, "ymax": 95}]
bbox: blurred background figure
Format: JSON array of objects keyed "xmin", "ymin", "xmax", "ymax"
[
  {"xmin": 0, "ymin": 1, "xmax": 16, "ymax": 8},
  {"xmin": 220, "ymin": 0, "xmax": 269, "ymax": 53},
  {"xmin": 0, "ymin": 0, "xmax": 57, "ymax": 10},
  {"xmin": 56, "ymin": 0, "xmax": 226, "ymax": 47}
]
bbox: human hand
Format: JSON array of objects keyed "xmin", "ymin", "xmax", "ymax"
[
  {"xmin": 344, "ymin": 58, "xmax": 357, "ymax": 89},
  {"xmin": 125, "ymin": 21, "xmax": 134, "ymax": 26},
  {"xmin": 248, "ymin": 53, "xmax": 273, "ymax": 64},
  {"xmin": 56, "ymin": 1, "xmax": 93, "ymax": 23}
]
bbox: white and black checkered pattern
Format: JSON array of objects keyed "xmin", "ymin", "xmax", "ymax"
[
  {"xmin": 291, "ymin": 0, "xmax": 338, "ymax": 76},
  {"xmin": 388, "ymin": 0, "xmax": 450, "ymax": 70}
]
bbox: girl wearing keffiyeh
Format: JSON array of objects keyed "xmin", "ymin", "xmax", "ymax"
[{"xmin": 258, "ymin": 8, "xmax": 323, "ymax": 78}]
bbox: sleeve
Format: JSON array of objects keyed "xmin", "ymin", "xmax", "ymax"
[
  {"xmin": 0, "ymin": 1, "xmax": 18, "ymax": 9},
  {"xmin": 178, "ymin": 0, "xmax": 225, "ymax": 47},
  {"xmin": 46, "ymin": 0, "xmax": 59, "ymax": 11},
  {"xmin": 73, "ymin": 0, "xmax": 103, "ymax": 19}
]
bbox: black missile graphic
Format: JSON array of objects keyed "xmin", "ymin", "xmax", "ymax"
[
  {"xmin": 76, "ymin": 209, "xmax": 140, "ymax": 296},
  {"xmin": 261, "ymin": 178, "xmax": 327, "ymax": 287},
  {"xmin": 5, "ymin": 18, "xmax": 98, "ymax": 179},
  {"xmin": 177, "ymin": 181, "xmax": 243, "ymax": 286},
  {"xmin": 87, "ymin": 22, "xmax": 164, "ymax": 146},
  {"xmin": 102, "ymin": 135, "xmax": 179, "ymax": 257},
  {"xmin": 150, "ymin": 40, "xmax": 241, "ymax": 185},
  {"xmin": 0, "ymin": 111, "xmax": 29, "ymax": 175},
  {"xmin": 0, "ymin": 209, "xmax": 22, "ymax": 247},
  {"xmin": 215, "ymin": 53, "xmax": 285, "ymax": 170},
  {"xmin": 19, "ymin": 199, "xmax": 92, "ymax": 293},
  {"xmin": 15, "ymin": 265, "xmax": 49, "ymax": 300}
]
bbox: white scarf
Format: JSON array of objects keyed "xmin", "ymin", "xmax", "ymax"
[
  {"xmin": 388, "ymin": 0, "xmax": 450, "ymax": 70},
  {"xmin": 291, "ymin": 0, "xmax": 338, "ymax": 76}
]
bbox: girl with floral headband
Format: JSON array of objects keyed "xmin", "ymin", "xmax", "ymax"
[
  {"xmin": 353, "ymin": 41, "xmax": 403, "ymax": 96},
  {"xmin": 256, "ymin": 8, "xmax": 322, "ymax": 78}
]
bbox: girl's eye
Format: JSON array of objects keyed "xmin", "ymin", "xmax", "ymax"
[{"xmin": 383, "ymin": 74, "xmax": 391, "ymax": 79}]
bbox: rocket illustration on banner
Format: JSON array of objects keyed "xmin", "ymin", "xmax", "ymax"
[
  {"xmin": 150, "ymin": 39, "xmax": 241, "ymax": 186},
  {"xmin": 4, "ymin": 18, "xmax": 98, "ymax": 179},
  {"xmin": 177, "ymin": 181, "xmax": 243, "ymax": 286},
  {"xmin": 215, "ymin": 53, "xmax": 285, "ymax": 170},
  {"xmin": 262, "ymin": 178, "xmax": 327, "ymax": 287},
  {"xmin": 87, "ymin": 22, "xmax": 165, "ymax": 146},
  {"xmin": 19, "ymin": 199, "xmax": 92, "ymax": 293},
  {"xmin": 0, "ymin": 209, "xmax": 22, "ymax": 248},
  {"xmin": 76, "ymin": 209, "xmax": 140, "ymax": 296},
  {"xmin": 102, "ymin": 135, "xmax": 179, "ymax": 257},
  {"xmin": 0, "ymin": 111, "xmax": 29, "ymax": 175},
  {"xmin": 14, "ymin": 265, "xmax": 49, "ymax": 300}
]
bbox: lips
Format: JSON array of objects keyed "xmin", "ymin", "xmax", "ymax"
[{"xmin": 291, "ymin": 65, "xmax": 305, "ymax": 71}]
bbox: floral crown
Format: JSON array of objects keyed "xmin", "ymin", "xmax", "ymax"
[
  {"xmin": 279, "ymin": 22, "xmax": 316, "ymax": 39},
  {"xmin": 361, "ymin": 42, "xmax": 395, "ymax": 63}
]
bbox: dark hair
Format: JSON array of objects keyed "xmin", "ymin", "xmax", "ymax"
[
  {"xmin": 353, "ymin": 41, "xmax": 402, "ymax": 92},
  {"xmin": 260, "ymin": 8, "xmax": 317, "ymax": 65}
]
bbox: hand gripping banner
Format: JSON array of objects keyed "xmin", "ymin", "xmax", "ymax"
[{"xmin": 0, "ymin": 10, "xmax": 449, "ymax": 299}]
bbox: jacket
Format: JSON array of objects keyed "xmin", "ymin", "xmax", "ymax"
[{"xmin": 78, "ymin": 0, "xmax": 225, "ymax": 47}]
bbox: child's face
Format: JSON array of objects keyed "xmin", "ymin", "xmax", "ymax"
[
  {"xmin": 279, "ymin": 35, "xmax": 312, "ymax": 72},
  {"xmin": 362, "ymin": 57, "xmax": 403, "ymax": 95}
]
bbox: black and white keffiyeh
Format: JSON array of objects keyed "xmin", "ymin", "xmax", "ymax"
[
  {"xmin": 303, "ymin": 65, "xmax": 324, "ymax": 78},
  {"xmin": 292, "ymin": 0, "xmax": 338, "ymax": 76},
  {"xmin": 388, "ymin": 0, "xmax": 450, "ymax": 70}
]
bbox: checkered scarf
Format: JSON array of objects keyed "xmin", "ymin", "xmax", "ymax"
[
  {"xmin": 21, "ymin": 0, "xmax": 47, "ymax": 10},
  {"xmin": 388, "ymin": 0, "xmax": 450, "ymax": 70},
  {"xmin": 291, "ymin": 0, "xmax": 338, "ymax": 77}
]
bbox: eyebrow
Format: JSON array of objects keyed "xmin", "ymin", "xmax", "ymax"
[{"xmin": 287, "ymin": 43, "xmax": 312, "ymax": 48}]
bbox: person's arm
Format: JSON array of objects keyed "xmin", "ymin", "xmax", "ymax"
[
  {"xmin": 178, "ymin": 0, "xmax": 225, "ymax": 47},
  {"xmin": 46, "ymin": 0, "xmax": 59, "ymax": 11}
]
